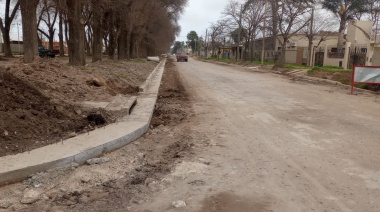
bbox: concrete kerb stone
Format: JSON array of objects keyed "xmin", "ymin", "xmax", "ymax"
[
  {"xmin": 0, "ymin": 59, "xmax": 166, "ymax": 186},
  {"xmin": 139, "ymin": 59, "xmax": 166, "ymax": 92}
]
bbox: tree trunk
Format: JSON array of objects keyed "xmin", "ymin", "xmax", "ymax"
[
  {"xmin": 270, "ymin": 0, "xmax": 278, "ymax": 51},
  {"xmin": 251, "ymin": 38, "xmax": 255, "ymax": 62},
  {"xmin": 67, "ymin": 0, "xmax": 86, "ymax": 66},
  {"xmin": 130, "ymin": 35, "xmax": 136, "ymax": 58},
  {"xmin": 274, "ymin": 43, "xmax": 286, "ymax": 68},
  {"xmin": 58, "ymin": 13, "xmax": 65, "ymax": 56},
  {"xmin": 136, "ymin": 41, "xmax": 140, "ymax": 58},
  {"xmin": 103, "ymin": 35, "xmax": 108, "ymax": 54},
  {"xmin": 0, "ymin": 0, "xmax": 20, "ymax": 57},
  {"xmin": 20, "ymin": 0, "xmax": 39, "ymax": 63},
  {"xmin": 92, "ymin": 0, "xmax": 103, "ymax": 62},
  {"xmin": 85, "ymin": 28, "xmax": 92, "ymax": 56},
  {"xmin": 117, "ymin": 28, "xmax": 127, "ymax": 60},
  {"xmin": 2, "ymin": 28, "xmax": 12, "ymax": 57},
  {"xmin": 126, "ymin": 26, "xmax": 132, "ymax": 59},
  {"xmin": 48, "ymin": 29, "xmax": 54, "ymax": 50},
  {"xmin": 337, "ymin": 16, "xmax": 346, "ymax": 53},
  {"xmin": 108, "ymin": 29, "xmax": 116, "ymax": 59},
  {"xmin": 64, "ymin": 15, "xmax": 69, "ymax": 44},
  {"xmin": 107, "ymin": 11, "xmax": 116, "ymax": 59}
]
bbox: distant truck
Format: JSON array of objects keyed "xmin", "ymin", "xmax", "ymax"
[{"xmin": 176, "ymin": 51, "xmax": 188, "ymax": 62}]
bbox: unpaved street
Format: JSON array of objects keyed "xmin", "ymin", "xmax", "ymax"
[
  {"xmin": 1, "ymin": 58, "xmax": 380, "ymax": 212},
  {"xmin": 133, "ymin": 58, "xmax": 380, "ymax": 212}
]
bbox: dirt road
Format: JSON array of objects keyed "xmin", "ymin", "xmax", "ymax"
[
  {"xmin": 1, "ymin": 58, "xmax": 380, "ymax": 212},
  {"xmin": 134, "ymin": 58, "xmax": 380, "ymax": 212}
]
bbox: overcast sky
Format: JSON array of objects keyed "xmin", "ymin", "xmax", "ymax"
[{"xmin": 176, "ymin": 0, "xmax": 244, "ymax": 42}]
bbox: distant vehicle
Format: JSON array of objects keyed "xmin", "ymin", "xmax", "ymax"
[
  {"xmin": 176, "ymin": 51, "xmax": 188, "ymax": 62},
  {"xmin": 38, "ymin": 45, "xmax": 55, "ymax": 58}
]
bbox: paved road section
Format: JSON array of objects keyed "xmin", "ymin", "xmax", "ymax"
[{"xmin": 0, "ymin": 59, "xmax": 166, "ymax": 186}]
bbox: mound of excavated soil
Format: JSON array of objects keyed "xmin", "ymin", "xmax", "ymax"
[{"xmin": 0, "ymin": 57, "xmax": 157, "ymax": 156}]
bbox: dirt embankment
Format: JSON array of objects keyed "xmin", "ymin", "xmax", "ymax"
[{"xmin": 0, "ymin": 57, "xmax": 157, "ymax": 156}]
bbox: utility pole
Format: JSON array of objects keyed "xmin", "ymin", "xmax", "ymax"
[
  {"xmin": 237, "ymin": 4, "xmax": 243, "ymax": 61},
  {"xmin": 375, "ymin": 10, "xmax": 379, "ymax": 43},
  {"xmin": 261, "ymin": 0, "xmax": 267, "ymax": 65},
  {"xmin": 205, "ymin": 29, "xmax": 208, "ymax": 58},
  {"xmin": 307, "ymin": 6, "xmax": 314, "ymax": 66},
  {"xmin": 0, "ymin": 27, "xmax": 2, "ymax": 53},
  {"xmin": 195, "ymin": 38, "xmax": 197, "ymax": 56},
  {"xmin": 17, "ymin": 23, "xmax": 20, "ymax": 54}
]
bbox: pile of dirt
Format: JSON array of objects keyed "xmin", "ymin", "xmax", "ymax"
[
  {"xmin": 151, "ymin": 60, "xmax": 190, "ymax": 127},
  {"xmin": 0, "ymin": 57, "xmax": 157, "ymax": 156},
  {"xmin": 0, "ymin": 58, "xmax": 197, "ymax": 212}
]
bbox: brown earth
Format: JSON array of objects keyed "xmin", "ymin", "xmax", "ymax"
[
  {"xmin": 0, "ymin": 57, "xmax": 196, "ymax": 212},
  {"xmin": 0, "ymin": 57, "xmax": 157, "ymax": 156},
  {"xmin": 307, "ymin": 69, "xmax": 352, "ymax": 85}
]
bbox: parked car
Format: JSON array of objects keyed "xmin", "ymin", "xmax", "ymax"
[
  {"xmin": 38, "ymin": 45, "xmax": 55, "ymax": 58},
  {"xmin": 176, "ymin": 52, "xmax": 188, "ymax": 62}
]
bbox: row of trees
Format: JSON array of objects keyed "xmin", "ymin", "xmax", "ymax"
[
  {"xmin": 186, "ymin": 0, "xmax": 379, "ymax": 68},
  {"xmin": 0, "ymin": 0, "xmax": 188, "ymax": 65}
]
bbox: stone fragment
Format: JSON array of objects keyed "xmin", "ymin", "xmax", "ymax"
[
  {"xmin": 172, "ymin": 200, "xmax": 186, "ymax": 208},
  {"xmin": 86, "ymin": 157, "xmax": 110, "ymax": 165},
  {"xmin": 0, "ymin": 200, "xmax": 11, "ymax": 209},
  {"xmin": 198, "ymin": 158, "xmax": 210, "ymax": 165},
  {"xmin": 21, "ymin": 190, "xmax": 41, "ymax": 204}
]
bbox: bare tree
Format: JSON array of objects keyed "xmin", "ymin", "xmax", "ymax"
[
  {"xmin": 302, "ymin": 9, "xmax": 338, "ymax": 65},
  {"xmin": 0, "ymin": 0, "xmax": 20, "ymax": 57},
  {"xmin": 274, "ymin": 0, "xmax": 312, "ymax": 68},
  {"xmin": 223, "ymin": 0, "xmax": 245, "ymax": 60},
  {"xmin": 243, "ymin": 0, "xmax": 266, "ymax": 61},
  {"xmin": 209, "ymin": 20, "xmax": 228, "ymax": 57},
  {"xmin": 102, "ymin": 1, "xmax": 117, "ymax": 59},
  {"xmin": 37, "ymin": 0, "xmax": 58, "ymax": 50},
  {"xmin": 367, "ymin": 0, "xmax": 380, "ymax": 40},
  {"xmin": 54, "ymin": 0, "xmax": 67, "ymax": 56},
  {"xmin": 82, "ymin": 1, "xmax": 94, "ymax": 56}
]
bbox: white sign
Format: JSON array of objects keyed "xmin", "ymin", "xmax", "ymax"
[{"xmin": 354, "ymin": 67, "xmax": 380, "ymax": 83}]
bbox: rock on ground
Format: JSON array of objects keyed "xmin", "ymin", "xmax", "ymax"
[
  {"xmin": 172, "ymin": 200, "xmax": 187, "ymax": 208},
  {"xmin": 86, "ymin": 157, "xmax": 110, "ymax": 165},
  {"xmin": 20, "ymin": 190, "xmax": 41, "ymax": 204}
]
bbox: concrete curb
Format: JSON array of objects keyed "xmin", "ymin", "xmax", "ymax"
[
  {"xmin": 0, "ymin": 58, "xmax": 167, "ymax": 186},
  {"xmin": 139, "ymin": 59, "xmax": 165, "ymax": 92}
]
